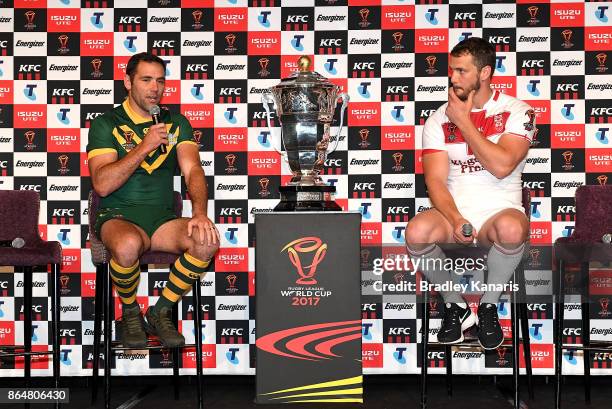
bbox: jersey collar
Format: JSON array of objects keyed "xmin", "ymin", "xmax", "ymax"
[
  {"xmin": 480, "ymin": 90, "xmax": 499, "ymax": 112},
  {"xmin": 469, "ymin": 90, "xmax": 499, "ymax": 113},
  {"xmin": 122, "ymin": 99, "xmax": 151, "ymax": 125}
]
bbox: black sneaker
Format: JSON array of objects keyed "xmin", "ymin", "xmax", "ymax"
[
  {"xmin": 437, "ymin": 303, "xmax": 478, "ymax": 344},
  {"xmin": 144, "ymin": 306, "xmax": 185, "ymax": 348},
  {"xmin": 118, "ymin": 306, "xmax": 147, "ymax": 348},
  {"xmin": 477, "ymin": 303, "xmax": 504, "ymax": 350}
]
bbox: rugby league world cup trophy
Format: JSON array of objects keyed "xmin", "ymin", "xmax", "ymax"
[{"xmin": 262, "ymin": 55, "xmax": 349, "ymax": 211}]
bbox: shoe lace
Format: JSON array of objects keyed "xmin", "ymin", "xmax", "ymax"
[
  {"xmin": 154, "ymin": 308, "xmax": 176, "ymax": 332},
  {"xmin": 442, "ymin": 305, "xmax": 462, "ymax": 328},
  {"xmin": 122, "ymin": 311, "xmax": 143, "ymax": 333},
  {"xmin": 479, "ymin": 306, "xmax": 498, "ymax": 327}
]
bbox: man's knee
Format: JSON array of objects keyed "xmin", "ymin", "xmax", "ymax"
[
  {"xmin": 493, "ymin": 215, "xmax": 527, "ymax": 245},
  {"xmin": 187, "ymin": 238, "xmax": 219, "ymax": 262},
  {"xmin": 405, "ymin": 219, "xmax": 433, "ymax": 246},
  {"xmin": 109, "ymin": 234, "xmax": 144, "ymax": 267}
]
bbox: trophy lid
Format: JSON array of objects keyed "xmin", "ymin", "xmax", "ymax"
[{"xmin": 273, "ymin": 56, "xmax": 337, "ymax": 90}]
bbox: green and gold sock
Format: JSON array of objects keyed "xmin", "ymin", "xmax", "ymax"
[
  {"xmin": 155, "ymin": 252, "xmax": 210, "ymax": 311},
  {"xmin": 109, "ymin": 258, "xmax": 141, "ymax": 308}
]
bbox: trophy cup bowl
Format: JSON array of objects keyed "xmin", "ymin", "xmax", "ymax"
[{"xmin": 262, "ymin": 56, "xmax": 349, "ymax": 211}]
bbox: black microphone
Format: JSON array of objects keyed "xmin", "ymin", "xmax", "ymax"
[
  {"xmin": 462, "ymin": 223, "xmax": 473, "ymax": 238},
  {"xmin": 149, "ymin": 105, "xmax": 166, "ymax": 154},
  {"xmin": 603, "ymin": 234, "xmax": 612, "ymax": 244},
  {"xmin": 0, "ymin": 238, "xmax": 25, "ymax": 248}
]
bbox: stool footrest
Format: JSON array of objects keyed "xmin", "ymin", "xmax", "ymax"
[
  {"xmin": 427, "ymin": 338, "xmax": 528, "ymax": 348},
  {"xmin": 0, "ymin": 350, "xmax": 54, "ymax": 357},
  {"xmin": 97, "ymin": 342, "xmax": 200, "ymax": 351},
  {"xmin": 560, "ymin": 342, "xmax": 612, "ymax": 352}
]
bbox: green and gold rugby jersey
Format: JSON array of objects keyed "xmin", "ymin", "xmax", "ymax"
[{"xmin": 86, "ymin": 100, "xmax": 196, "ymax": 209}]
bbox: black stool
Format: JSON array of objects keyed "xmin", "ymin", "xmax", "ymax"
[
  {"xmin": 88, "ymin": 190, "xmax": 205, "ymax": 409},
  {"xmin": 554, "ymin": 185, "xmax": 612, "ymax": 409},
  {"xmin": 0, "ymin": 190, "xmax": 62, "ymax": 409},
  {"xmin": 420, "ymin": 188, "xmax": 534, "ymax": 409}
]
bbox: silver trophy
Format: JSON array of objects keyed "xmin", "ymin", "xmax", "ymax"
[{"xmin": 262, "ymin": 56, "xmax": 349, "ymax": 211}]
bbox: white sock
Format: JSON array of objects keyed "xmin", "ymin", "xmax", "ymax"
[
  {"xmin": 407, "ymin": 244, "xmax": 465, "ymax": 304},
  {"xmin": 481, "ymin": 243, "xmax": 525, "ymax": 305}
]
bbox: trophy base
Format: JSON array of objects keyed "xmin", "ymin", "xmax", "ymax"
[{"xmin": 275, "ymin": 186, "xmax": 342, "ymax": 212}]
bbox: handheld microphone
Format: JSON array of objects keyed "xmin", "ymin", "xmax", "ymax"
[
  {"xmin": 149, "ymin": 105, "xmax": 166, "ymax": 154},
  {"xmin": 0, "ymin": 238, "xmax": 25, "ymax": 248},
  {"xmin": 603, "ymin": 233, "xmax": 612, "ymax": 244},
  {"xmin": 462, "ymin": 223, "xmax": 473, "ymax": 238}
]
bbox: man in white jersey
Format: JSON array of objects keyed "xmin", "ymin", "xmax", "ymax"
[{"xmin": 405, "ymin": 37, "xmax": 535, "ymax": 349}]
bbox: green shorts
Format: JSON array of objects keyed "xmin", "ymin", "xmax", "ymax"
[{"xmin": 95, "ymin": 206, "xmax": 177, "ymax": 238}]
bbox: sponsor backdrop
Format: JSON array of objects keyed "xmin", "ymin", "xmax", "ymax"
[{"xmin": 0, "ymin": 0, "xmax": 610, "ymax": 376}]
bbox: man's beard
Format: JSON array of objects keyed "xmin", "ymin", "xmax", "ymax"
[
  {"xmin": 454, "ymin": 79, "xmax": 480, "ymax": 101},
  {"xmin": 134, "ymin": 93, "xmax": 159, "ymax": 113}
]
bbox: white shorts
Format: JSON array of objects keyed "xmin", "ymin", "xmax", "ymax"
[{"xmin": 450, "ymin": 186, "xmax": 525, "ymax": 232}]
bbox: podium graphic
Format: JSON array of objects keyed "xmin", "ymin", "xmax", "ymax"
[{"xmin": 255, "ymin": 213, "xmax": 362, "ymax": 404}]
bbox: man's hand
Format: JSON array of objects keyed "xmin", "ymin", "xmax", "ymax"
[
  {"xmin": 445, "ymin": 88, "xmax": 475, "ymax": 129},
  {"xmin": 188, "ymin": 214, "xmax": 219, "ymax": 245},
  {"xmin": 452, "ymin": 217, "xmax": 476, "ymax": 245},
  {"xmin": 142, "ymin": 123, "xmax": 168, "ymax": 152}
]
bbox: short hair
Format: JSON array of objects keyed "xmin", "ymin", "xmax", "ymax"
[
  {"xmin": 125, "ymin": 52, "xmax": 166, "ymax": 81},
  {"xmin": 450, "ymin": 37, "xmax": 496, "ymax": 77}
]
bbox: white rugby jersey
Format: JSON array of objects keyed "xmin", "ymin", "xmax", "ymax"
[{"xmin": 422, "ymin": 90, "xmax": 536, "ymax": 198}]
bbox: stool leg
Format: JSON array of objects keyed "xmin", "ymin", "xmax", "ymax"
[
  {"xmin": 580, "ymin": 262, "xmax": 591, "ymax": 404},
  {"xmin": 172, "ymin": 304, "xmax": 180, "ymax": 400},
  {"xmin": 511, "ymin": 268, "xmax": 520, "ymax": 409},
  {"xmin": 50, "ymin": 263, "xmax": 61, "ymax": 409},
  {"xmin": 104, "ymin": 264, "xmax": 112, "ymax": 409},
  {"xmin": 92, "ymin": 264, "xmax": 105, "ymax": 404},
  {"xmin": 555, "ymin": 259, "xmax": 566, "ymax": 409},
  {"xmin": 445, "ymin": 344, "xmax": 452, "ymax": 397},
  {"xmin": 193, "ymin": 280, "xmax": 204, "ymax": 409},
  {"xmin": 518, "ymin": 262, "xmax": 534, "ymax": 400},
  {"xmin": 420, "ymin": 290, "xmax": 429, "ymax": 409},
  {"xmin": 22, "ymin": 266, "xmax": 32, "ymax": 409}
]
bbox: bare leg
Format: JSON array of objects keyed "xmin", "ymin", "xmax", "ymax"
[
  {"xmin": 405, "ymin": 209, "xmax": 463, "ymax": 304},
  {"xmin": 150, "ymin": 217, "xmax": 219, "ymax": 262}
]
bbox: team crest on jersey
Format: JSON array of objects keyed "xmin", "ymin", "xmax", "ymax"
[
  {"xmin": 168, "ymin": 132, "xmax": 177, "ymax": 148},
  {"xmin": 192, "ymin": 130, "xmax": 203, "ymax": 148},
  {"xmin": 122, "ymin": 130, "xmax": 135, "ymax": 151},
  {"xmin": 493, "ymin": 114, "xmax": 505, "ymax": 133},
  {"xmin": 446, "ymin": 123, "xmax": 458, "ymax": 142},
  {"xmin": 523, "ymin": 109, "xmax": 536, "ymax": 131}
]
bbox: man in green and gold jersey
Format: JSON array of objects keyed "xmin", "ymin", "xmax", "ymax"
[{"xmin": 87, "ymin": 52, "xmax": 219, "ymax": 348}]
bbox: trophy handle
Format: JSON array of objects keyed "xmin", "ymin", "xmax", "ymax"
[
  {"xmin": 261, "ymin": 92, "xmax": 284, "ymax": 155},
  {"xmin": 328, "ymin": 93, "xmax": 350, "ymax": 155}
]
